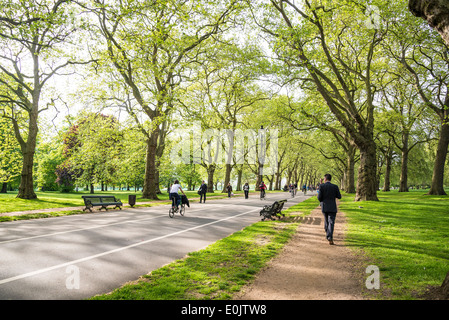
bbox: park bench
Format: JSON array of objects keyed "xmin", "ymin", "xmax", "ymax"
[
  {"xmin": 260, "ymin": 199, "xmax": 287, "ymax": 221},
  {"xmin": 82, "ymin": 195, "xmax": 123, "ymax": 212}
]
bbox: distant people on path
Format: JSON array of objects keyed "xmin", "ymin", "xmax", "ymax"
[
  {"xmin": 243, "ymin": 182, "xmax": 250, "ymax": 199},
  {"xmin": 226, "ymin": 182, "xmax": 233, "ymax": 198},
  {"xmin": 199, "ymin": 180, "xmax": 207, "ymax": 203},
  {"xmin": 317, "ymin": 173, "xmax": 342, "ymax": 245}
]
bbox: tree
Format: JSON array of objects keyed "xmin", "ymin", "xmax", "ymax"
[
  {"xmin": 275, "ymin": 93, "xmax": 358, "ymax": 193},
  {"xmin": 64, "ymin": 112, "xmax": 122, "ymax": 193},
  {"xmin": 178, "ymin": 38, "xmax": 270, "ymax": 193},
  {"xmin": 254, "ymin": 0, "xmax": 390, "ymax": 201},
  {"xmin": 85, "ymin": 0, "xmax": 244, "ymax": 199},
  {"xmin": 35, "ymin": 141, "xmax": 64, "ymax": 191},
  {"xmin": 386, "ymin": 13, "xmax": 449, "ymax": 195},
  {"xmin": 116, "ymin": 125, "xmax": 146, "ymax": 192},
  {"xmin": 378, "ymin": 67, "xmax": 436, "ymax": 192},
  {"xmin": 0, "ymin": 0, "xmax": 89, "ymax": 199}
]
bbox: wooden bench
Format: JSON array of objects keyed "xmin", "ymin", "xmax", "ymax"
[
  {"xmin": 260, "ymin": 199, "xmax": 287, "ymax": 221},
  {"xmin": 82, "ymin": 195, "xmax": 123, "ymax": 212}
]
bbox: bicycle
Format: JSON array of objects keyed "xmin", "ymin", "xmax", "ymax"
[
  {"xmin": 290, "ymin": 188, "xmax": 295, "ymax": 198},
  {"xmin": 169, "ymin": 196, "xmax": 185, "ymax": 218},
  {"xmin": 260, "ymin": 189, "xmax": 266, "ymax": 200}
]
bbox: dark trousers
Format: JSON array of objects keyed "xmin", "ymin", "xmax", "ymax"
[
  {"xmin": 200, "ymin": 193, "xmax": 206, "ymax": 203},
  {"xmin": 323, "ymin": 212, "xmax": 337, "ymax": 241},
  {"xmin": 170, "ymin": 193, "xmax": 180, "ymax": 207},
  {"xmin": 244, "ymin": 190, "xmax": 249, "ymax": 199}
]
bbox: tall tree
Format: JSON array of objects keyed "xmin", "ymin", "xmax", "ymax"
[
  {"xmin": 66, "ymin": 112, "xmax": 122, "ymax": 193},
  {"xmin": 0, "ymin": 0, "xmax": 88, "ymax": 199},
  {"xmin": 86, "ymin": 0, "xmax": 244, "ymax": 199},
  {"xmin": 386, "ymin": 13, "xmax": 449, "ymax": 195},
  {"xmin": 255, "ymin": 0, "xmax": 388, "ymax": 200}
]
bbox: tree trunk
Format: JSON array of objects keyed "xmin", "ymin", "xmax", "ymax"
[
  {"xmin": 428, "ymin": 120, "xmax": 449, "ymax": 195},
  {"xmin": 441, "ymin": 270, "xmax": 449, "ymax": 299},
  {"xmin": 383, "ymin": 148, "xmax": 393, "ymax": 192},
  {"xmin": 142, "ymin": 128, "xmax": 159, "ymax": 200},
  {"xmin": 221, "ymin": 163, "xmax": 232, "ymax": 193},
  {"xmin": 409, "ymin": 0, "xmax": 449, "ymax": 46},
  {"xmin": 236, "ymin": 168, "xmax": 242, "ymax": 191},
  {"xmin": 17, "ymin": 111, "xmax": 38, "ymax": 200},
  {"xmin": 255, "ymin": 170, "xmax": 262, "ymax": 191},
  {"xmin": 399, "ymin": 131, "xmax": 410, "ymax": 192},
  {"xmin": 345, "ymin": 148, "xmax": 356, "ymax": 193},
  {"xmin": 355, "ymin": 141, "xmax": 379, "ymax": 201},
  {"xmin": 154, "ymin": 120, "xmax": 168, "ymax": 194},
  {"xmin": 0, "ymin": 182, "xmax": 7, "ymax": 194},
  {"xmin": 206, "ymin": 164, "xmax": 215, "ymax": 193}
]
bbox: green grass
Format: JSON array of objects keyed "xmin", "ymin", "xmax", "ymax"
[
  {"xmin": 282, "ymin": 196, "xmax": 320, "ymax": 216},
  {"xmin": 91, "ymin": 220, "xmax": 300, "ymax": 300},
  {"xmin": 0, "ymin": 190, "xmax": 230, "ymax": 214},
  {"xmin": 340, "ymin": 190, "xmax": 449, "ymax": 299}
]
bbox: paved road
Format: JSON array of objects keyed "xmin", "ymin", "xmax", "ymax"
[{"xmin": 0, "ymin": 191, "xmax": 315, "ymax": 300}]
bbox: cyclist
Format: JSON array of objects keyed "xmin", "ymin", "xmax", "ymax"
[
  {"xmin": 170, "ymin": 180, "xmax": 185, "ymax": 210},
  {"xmin": 259, "ymin": 181, "xmax": 267, "ymax": 199},
  {"xmin": 289, "ymin": 183, "xmax": 295, "ymax": 197}
]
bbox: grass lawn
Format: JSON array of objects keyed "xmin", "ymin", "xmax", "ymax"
[
  {"xmin": 340, "ymin": 190, "xmax": 449, "ymax": 299},
  {"xmin": 0, "ymin": 190, "xmax": 234, "ymax": 214}
]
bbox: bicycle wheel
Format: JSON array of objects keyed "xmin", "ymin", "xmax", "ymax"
[
  {"xmin": 180, "ymin": 204, "xmax": 185, "ymax": 216},
  {"xmin": 169, "ymin": 207, "xmax": 174, "ymax": 218}
]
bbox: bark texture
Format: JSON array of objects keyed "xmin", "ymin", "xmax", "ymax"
[{"xmin": 409, "ymin": 0, "xmax": 449, "ymax": 46}]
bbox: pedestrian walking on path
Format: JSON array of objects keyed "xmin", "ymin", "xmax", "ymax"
[
  {"xmin": 226, "ymin": 183, "xmax": 233, "ymax": 198},
  {"xmin": 243, "ymin": 183, "xmax": 250, "ymax": 199},
  {"xmin": 317, "ymin": 173, "xmax": 342, "ymax": 245},
  {"xmin": 199, "ymin": 180, "xmax": 207, "ymax": 203}
]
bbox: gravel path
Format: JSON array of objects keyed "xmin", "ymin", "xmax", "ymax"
[{"xmin": 235, "ymin": 208, "xmax": 365, "ymax": 300}]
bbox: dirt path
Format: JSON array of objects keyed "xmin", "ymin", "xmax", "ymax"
[{"xmin": 235, "ymin": 208, "xmax": 365, "ymax": 300}]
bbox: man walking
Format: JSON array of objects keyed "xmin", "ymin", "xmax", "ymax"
[
  {"xmin": 199, "ymin": 180, "xmax": 207, "ymax": 203},
  {"xmin": 317, "ymin": 174, "xmax": 342, "ymax": 245}
]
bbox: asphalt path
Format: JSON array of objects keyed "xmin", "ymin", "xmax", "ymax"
[{"xmin": 0, "ymin": 191, "xmax": 315, "ymax": 300}]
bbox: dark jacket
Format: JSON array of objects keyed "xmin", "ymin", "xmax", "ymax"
[
  {"xmin": 317, "ymin": 181, "xmax": 342, "ymax": 213},
  {"xmin": 199, "ymin": 183, "xmax": 207, "ymax": 194},
  {"xmin": 181, "ymin": 194, "xmax": 190, "ymax": 207}
]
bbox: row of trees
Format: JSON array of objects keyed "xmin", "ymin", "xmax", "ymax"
[{"xmin": 0, "ymin": 0, "xmax": 448, "ymax": 201}]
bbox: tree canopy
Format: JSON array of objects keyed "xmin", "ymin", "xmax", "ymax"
[{"xmin": 0, "ymin": 0, "xmax": 448, "ymax": 200}]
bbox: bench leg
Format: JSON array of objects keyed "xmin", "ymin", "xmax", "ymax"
[{"xmin": 83, "ymin": 206, "xmax": 92, "ymax": 213}]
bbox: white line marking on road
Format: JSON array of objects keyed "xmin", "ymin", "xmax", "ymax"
[
  {"xmin": 0, "ymin": 208, "xmax": 259, "ymax": 286},
  {"xmin": 0, "ymin": 207, "xmax": 207, "ymax": 245}
]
